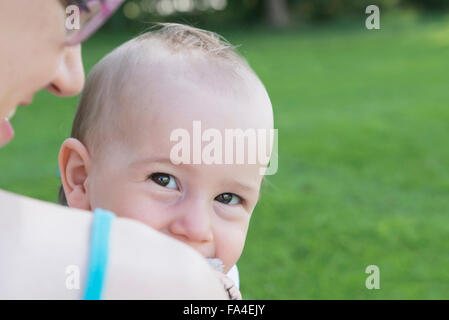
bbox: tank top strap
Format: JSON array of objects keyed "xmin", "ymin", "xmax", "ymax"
[{"xmin": 84, "ymin": 208, "xmax": 115, "ymax": 300}]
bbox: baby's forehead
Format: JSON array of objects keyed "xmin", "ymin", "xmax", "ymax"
[
  {"xmin": 118, "ymin": 48, "xmax": 271, "ymax": 121},
  {"xmin": 119, "ymin": 74, "xmax": 272, "ymax": 140},
  {"xmin": 124, "ymin": 47, "xmax": 252, "ymax": 96},
  {"xmin": 97, "ymin": 37, "xmax": 273, "ymax": 154}
]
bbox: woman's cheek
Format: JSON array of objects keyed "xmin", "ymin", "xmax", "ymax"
[
  {"xmin": 33, "ymin": 50, "xmax": 64, "ymax": 91},
  {"xmin": 25, "ymin": 4, "xmax": 66, "ymax": 94}
]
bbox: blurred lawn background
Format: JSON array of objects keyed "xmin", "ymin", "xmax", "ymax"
[{"xmin": 2, "ymin": 1, "xmax": 449, "ymax": 299}]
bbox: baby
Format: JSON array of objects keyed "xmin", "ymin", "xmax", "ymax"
[{"xmin": 57, "ymin": 23, "xmax": 274, "ymax": 299}]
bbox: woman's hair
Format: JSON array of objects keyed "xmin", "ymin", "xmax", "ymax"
[{"xmin": 58, "ymin": 23, "xmax": 264, "ymax": 206}]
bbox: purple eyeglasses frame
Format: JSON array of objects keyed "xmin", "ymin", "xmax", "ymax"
[{"xmin": 64, "ymin": 0, "xmax": 125, "ymax": 46}]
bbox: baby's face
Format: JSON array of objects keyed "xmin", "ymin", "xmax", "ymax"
[{"xmin": 86, "ymin": 74, "xmax": 272, "ymax": 273}]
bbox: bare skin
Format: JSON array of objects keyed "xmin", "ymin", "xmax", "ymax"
[
  {"xmin": 0, "ymin": 0, "xmax": 227, "ymax": 299},
  {"xmin": 0, "ymin": 190, "xmax": 226, "ymax": 299}
]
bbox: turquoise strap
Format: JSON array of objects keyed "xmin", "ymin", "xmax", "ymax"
[{"xmin": 84, "ymin": 208, "xmax": 115, "ymax": 300}]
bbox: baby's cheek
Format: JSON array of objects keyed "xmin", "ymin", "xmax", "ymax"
[
  {"xmin": 215, "ymin": 224, "xmax": 249, "ymax": 273},
  {"xmin": 108, "ymin": 193, "xmax": 173, "ymax": 232},
  {"xmin": 90, "ymin": 181, "xmax": 139, "ymax": 217}
]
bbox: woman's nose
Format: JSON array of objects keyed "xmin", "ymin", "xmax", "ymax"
[
  {"xmin": 169, "ymin": 203, "xmax": 214, "ymax": 243},
  {"xmin": 46, "ymin": 45, "xmax": 85, "ymax": 97}
]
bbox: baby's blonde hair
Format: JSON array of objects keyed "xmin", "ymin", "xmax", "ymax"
[{"xmin": 59, "ymin": 23, "xmax": 267, "ymax": 205}]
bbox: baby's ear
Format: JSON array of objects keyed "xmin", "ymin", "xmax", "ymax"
[{"xmin": 58, "ymin": 138, "xmax": 92, "ymax": 210}]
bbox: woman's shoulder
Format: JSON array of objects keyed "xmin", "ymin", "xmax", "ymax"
[
  {"xmin": 0, "ymin": 189, "xmax": 91, "ymax": 219},
  {"xmin": 0, "ymin": 189, "xmax": 93, "ymax": 250},
  {"xmin": 0, "ymin": 189, "xmax": 227, "ymax": 299},
  {"xmin": 0, "ymin": 189, "xmax": 93, "ymax": 298}
]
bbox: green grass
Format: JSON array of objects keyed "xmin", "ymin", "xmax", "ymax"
[{"xmin": 3, "ymin": 13, "xmax": 449, "ymax": 299}]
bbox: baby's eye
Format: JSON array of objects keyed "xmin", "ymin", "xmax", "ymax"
[
  {"xmin": 215, "ymin": 193, "xmax": 241, "ymax": 205},
  {"xmin": 149, "ymin": 173, "xmax": 178, "ymax": 190}
]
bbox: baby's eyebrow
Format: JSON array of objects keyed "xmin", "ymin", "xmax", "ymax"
[
  {"xmin": 234, "ymin": 181, "xmax": 258, "ymax": 192},
  {"xmin": 129, "ymin": 156, "xmax": 175, "ymax": 168},
  {"xmin": 226, "ymin": 180, "xmax": 260, "ymax": 198}
]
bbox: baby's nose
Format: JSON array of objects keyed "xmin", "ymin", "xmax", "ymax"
[
  {"xmin": 169, "ymin": 205, "xmax": 214, "ymax": 243},
  {"xmin": 46, "ymin": 45, "xmax": 85, "ymax": 97}
]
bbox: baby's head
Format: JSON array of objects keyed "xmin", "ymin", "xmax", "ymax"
[{"xmin": 58, "ymin": 24, "xmax": 273, "ymax": 273}]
